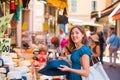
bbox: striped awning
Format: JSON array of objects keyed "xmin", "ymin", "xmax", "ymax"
[
  {"xmin": 109, "ymin": 4, "xmax": 120, "ymax": 20},
  {"xmin": 91, "ymin": 1, "xmax": 120, "ymax": 19}
]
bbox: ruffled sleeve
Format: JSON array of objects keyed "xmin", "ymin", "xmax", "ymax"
[{"xmin": 79, "ymin": 45, "xmax": 91, "ymax": 57}]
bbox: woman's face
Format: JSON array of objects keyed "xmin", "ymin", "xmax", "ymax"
[{"xmin": 71, "ymin": 28, "xmax": 83, "ymax": 44}]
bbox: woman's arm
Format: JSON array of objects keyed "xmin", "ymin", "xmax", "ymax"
[
  {"xmin": 93, "ymin": 45, "xmax": 100, "ymax": 57},
  {"xmin": 58, "ymin": 54, "xmax": 90, "ymax": 77}
]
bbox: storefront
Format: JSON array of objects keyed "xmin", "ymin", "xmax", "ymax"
[
  {"xmin": 109, "ymin": 4, "xmax": 120, "ymax": 37},
  {"xmin": 91, "ymin": 0, "xmax": 120, "ymax": 37}
]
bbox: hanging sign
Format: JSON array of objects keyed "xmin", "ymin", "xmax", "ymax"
[
  {"xmin": 0, "ymin": 14, "xmax": 14, "ymax": 38},
  {"xmin": 0, "ymin": 38, "xmax": 11, "ymax": 54}
]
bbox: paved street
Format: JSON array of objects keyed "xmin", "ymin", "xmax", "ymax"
[{"xmin": 103, "ymin": 57, "xmax": 120, "ymax": 80}]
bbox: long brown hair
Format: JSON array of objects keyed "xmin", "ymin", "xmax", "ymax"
[{"xmin": 69, "ymin": 25, "xmax": 88, "ymax": 52}]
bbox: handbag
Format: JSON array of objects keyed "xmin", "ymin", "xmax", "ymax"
[{"xmin": 82, "ymin": 58, "xmax": 110, "ymax": 80}]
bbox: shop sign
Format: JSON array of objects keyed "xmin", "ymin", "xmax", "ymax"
[
  {"xmin": 0, "ymin": 14, "xmax": 14, "ymax": 38},
  {"xmin": 0, "ymin": 38, "xmax": 11, "ymax": 54}
]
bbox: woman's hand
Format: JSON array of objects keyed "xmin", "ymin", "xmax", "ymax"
[{"xmin": 58, "ymin": 65, "xmax": 70, "ymax": 71}]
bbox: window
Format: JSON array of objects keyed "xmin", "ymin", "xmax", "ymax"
[
  {"xmin": 91, "ymin": 1, "xmax": 97, "ymax": 11},
  {"xmin": 71, "ymin": 0, "xmax": 77, "ymax": 12}
]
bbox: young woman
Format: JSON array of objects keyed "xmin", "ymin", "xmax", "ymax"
[
  {"xmin": 58, "ymin": 25, "xmax": 91, "ymax": 80},
  {"xmin": 90, "ymin": 34, "xmax": 100, "ymax": 63}
]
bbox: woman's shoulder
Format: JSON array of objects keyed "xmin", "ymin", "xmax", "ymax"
[
  {"xmin": 79, "ymin": 45, "xmax": 91, "ymax": 56},
  {"xmin": 80, "ymin": 45, "xmax": 91, "ymax": 53}
]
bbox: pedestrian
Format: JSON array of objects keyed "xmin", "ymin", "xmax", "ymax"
[
  {"xmin": 58, "ymin": 25, "xmax": 91, "ymax": 80},
  {"xmin": 57, "ymin": 11, "xmax": 68, "ymax": 35},
  {"xmin": 90, "ymin": 34, "xmax": 100, "ymax": 63},
  {"xmin": 107, "ymin": 30, "xmax": 120, "ymax": 68},
  {"xmin": 97, "ymin": 31, "xmax": 105, "ymax": 64}
]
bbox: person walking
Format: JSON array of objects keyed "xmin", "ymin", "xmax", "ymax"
[
  {"xmin": 58, "ymin": 25, "xmax": 91, "ymax": 80},
  {"xmin": 107, "ymin": 30, "xmax": 120, "ymax": 68},
  {"xmin": 90, "ymin": 34, "xmax": 100, "ymax": 63},
  {"xmin": 97, "ymin": 31, "xmax": 105, "ymax": 64}
]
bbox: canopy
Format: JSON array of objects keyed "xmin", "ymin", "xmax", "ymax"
[
  {"xmin": 109, "ymin": 4, "xmax": 120, "ymax": 20},
  {"xmin": 68, "ymin": 18, "xmax": 103, "ymax": 27},
  {"xmin": 80, "ymin": 22, "xmax": 103, "ymax": 27},
  {"xmin": 91, "ymin": 0, "xmax": 119, "ymax": 19},
  {"xmin": 47, "ymin": 0, "xmax": 67, "ymax": 9}
]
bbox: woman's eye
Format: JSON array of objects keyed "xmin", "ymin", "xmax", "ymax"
[
  {"xmin": 76, "ymin": 32, "xmax": 79, "ymax": 34},
  {"xmin": 71, "ymin": 32, "xmax": 74, "ymax": 35}
]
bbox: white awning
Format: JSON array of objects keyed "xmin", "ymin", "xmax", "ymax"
[
  {"xmin": 68, "ymin": 18, "xmax": 103, "ymax": 27},
  {"xmin": 80, "ymin": 22, "xmax": 103, "ymax": 27},
  {"xmin": 68, "ymin": 18, "xmax": 83, "ymax": 23}
]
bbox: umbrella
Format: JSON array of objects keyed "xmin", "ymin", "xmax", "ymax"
[{"xmin": 47, "ymin": 0, "xmax": 67, "ymax": 9}]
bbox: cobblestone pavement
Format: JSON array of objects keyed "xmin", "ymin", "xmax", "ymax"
[{"xmin": 103, "ymin": 57, "xmax": 120, "ymax": 80}]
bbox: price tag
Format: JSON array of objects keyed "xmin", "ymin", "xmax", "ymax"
[{"xmin": 0, "ymin": 38, "xmax": 11, "ymax": 54}]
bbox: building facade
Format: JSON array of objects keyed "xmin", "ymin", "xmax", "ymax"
[{"xmin": 91, "ymin": 0, "xmax": 120, "ymax": 37}]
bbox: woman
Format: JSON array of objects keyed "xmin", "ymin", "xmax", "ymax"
[
  {"xmin": 90, "ymin": 34, "xmax": 100, "ymax": 63},
  {"xmin": 58, "ymin": 25, "xmax": 91, "ymax": 80}
]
